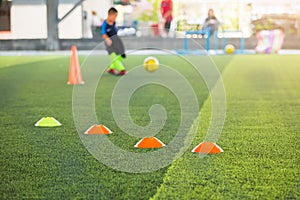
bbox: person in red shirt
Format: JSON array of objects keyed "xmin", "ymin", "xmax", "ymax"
[{"xmin": 160, "ymin": 0, "xmax": 173, "ymax": 37}]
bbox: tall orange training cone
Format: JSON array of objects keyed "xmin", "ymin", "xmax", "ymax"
[
  {"xmin": 67, "ymin": 45, "xmax": 84, "ymax": 85},
  {"xmin": 134, "ymin": 137, "xmax": 166, "ymax": 148},
  {"xmin": 192, "ymin": 142, "xmax": 223, "ymax": 154},
  {"xmin": 84, "ymin": 124, "xmax": 112, "ymax": 135}
]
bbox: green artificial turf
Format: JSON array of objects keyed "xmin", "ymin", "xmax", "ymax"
[
  {"xmin": 1, "ymin": 54, "xmax": 298, "ymax": 199},
  {"xmin": 152, "ymin": 55, "xmax": 300, "ymax": 199},
  {"xmin": 0, "ymin": 54, "xmax": 227, "ymax": 199}
]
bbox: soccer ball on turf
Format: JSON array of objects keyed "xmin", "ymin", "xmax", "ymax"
[
  {"xmin": 143, "ymin": 56, "xmax": 159, "ymax": 72},
  {"xmin": 225, "ymin": 44, "xmax": 235, "ymax": 54}
]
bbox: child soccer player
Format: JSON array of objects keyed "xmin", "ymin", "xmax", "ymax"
[{"xmin": 102, "ymin": 7, "xmax": 126, "ymax": 76}]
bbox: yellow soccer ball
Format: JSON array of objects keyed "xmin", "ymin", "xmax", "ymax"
[
  {"xmin": 225, "ymin": 44, "xmax": 235, "ymax": 54},
  {"xmin": 144, "ymin": 56, "xmax": 159, "ymax": 72}
]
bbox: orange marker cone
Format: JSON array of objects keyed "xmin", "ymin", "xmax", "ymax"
[
  {"xmin": 134, "ymin": 137, "xmax": 166, "ymax": 148},
  {"xmin": 84, "ymin": 124, "xmax": 112, "ymax": 135},
  {"xmin": 67, "ymin": 45, "xmax": 84, "ymax": 85},
  {"xmin": 192, "ymin": 142, "xmax": 223, "ymax": 154}
]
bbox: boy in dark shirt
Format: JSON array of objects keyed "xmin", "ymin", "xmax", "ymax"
[{"xmin": 101, "ymin": 7, "xmax": 126, "ymax": 76}]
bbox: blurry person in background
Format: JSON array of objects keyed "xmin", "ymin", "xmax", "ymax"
[
  {"xmin": 91, "ymin": 10, "xmax": 101, "ymax": 38},
  {"xmin": 202, "ymin": 8, "xmax": 220, "ymax": 36},
  {"xmin": 160, "ymin": 0, "xmax": 173, "ymax": 37}
]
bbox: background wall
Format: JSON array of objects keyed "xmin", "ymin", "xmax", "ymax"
[
  {"xmin": 58, "ymin": 0, "xmax": 83, "ymax": 39},
  {"xmin": 0, "ymin": 0, "xmax": 47, "ymax": 39},
  {"xmin": 0, "ymin": 0, "xmax": 112, "ymax": 40}
]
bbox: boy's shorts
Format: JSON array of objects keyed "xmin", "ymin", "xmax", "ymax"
[{"xmin": 105, "ymin": 35, "xmax": 125, "ymax": 56}]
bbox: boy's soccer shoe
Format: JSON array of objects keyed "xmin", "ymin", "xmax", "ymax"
[
  {"xmin": 107, "ymin": 69, "xmax": 116, "ymax": 75},
  {"xmin": 118, "ymin": 70, "xmax": 126, "ymax": 76}
]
